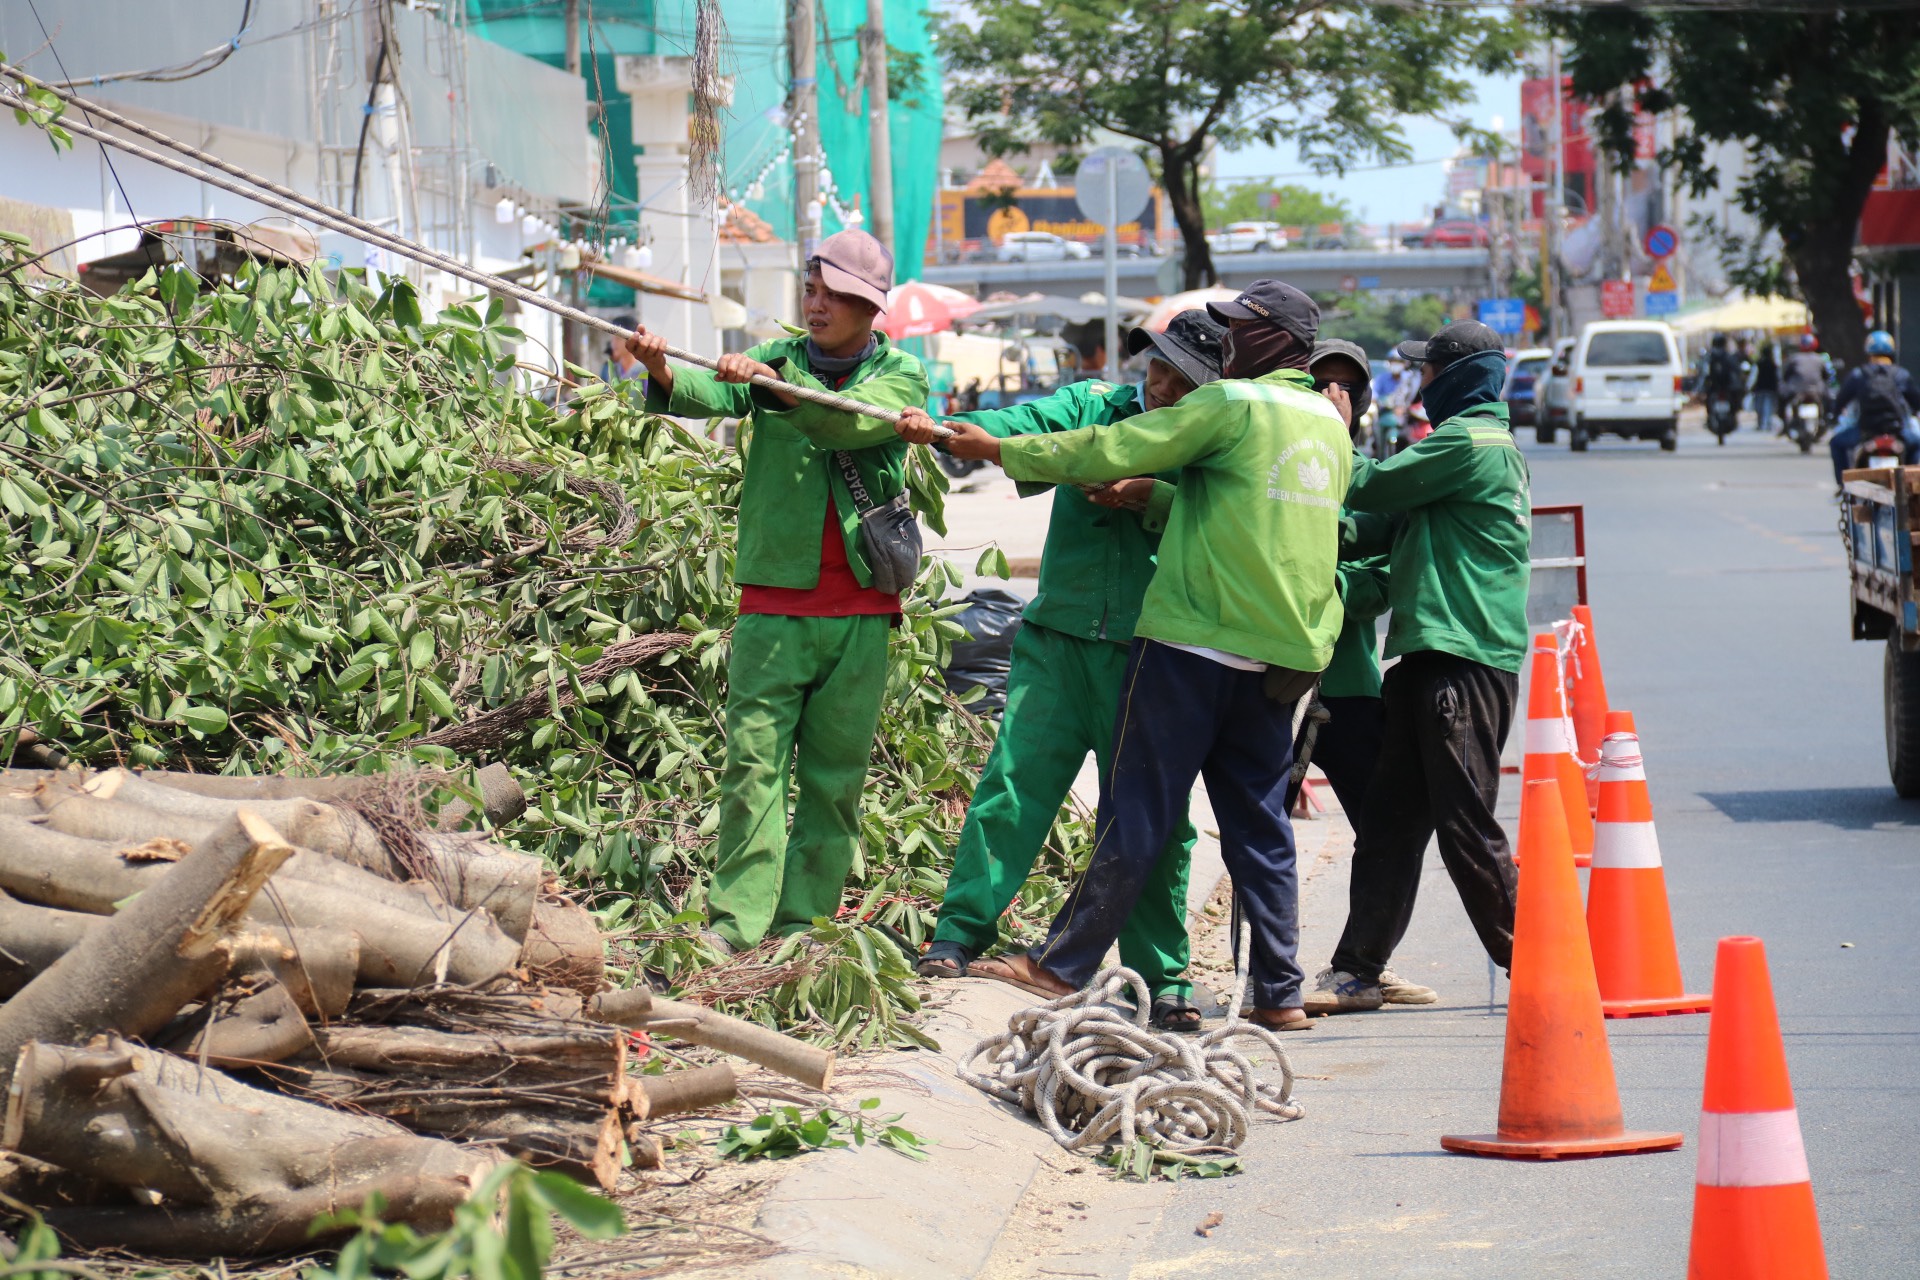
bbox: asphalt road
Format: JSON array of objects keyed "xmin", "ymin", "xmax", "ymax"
[{"xmin": 1124, "ymin": 416, "xmax": 1920, "ymax": 1277}]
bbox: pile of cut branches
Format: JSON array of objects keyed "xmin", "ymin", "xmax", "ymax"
[
  {"xmin": 0, "ymin": 764, "xmax": 840, "ymax": 1257},
  {"xmin": 0, "ymin": 236, "xmax": 1089, "ymax": 1043}
]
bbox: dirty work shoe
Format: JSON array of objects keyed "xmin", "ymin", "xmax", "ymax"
[
  {"xmin": 1301, "ymin": 967, "xmax": 1383, "ymax": 1015},
  {"xmin": 1377, "ymin": 967, "xmax": 1439, "ymax": 1005}
]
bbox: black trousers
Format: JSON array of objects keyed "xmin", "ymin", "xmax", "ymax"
[
  {"xmin": 1330, "ymin": 650, "xmax": 1518, "ymax": 980},
  {"xmin": 1287, "ymin": 694, "xmax": 1385, "ymax": 823},
  {"xmin": 1031, "ymin": 640, "xmax": 1304, "ymax": 1009}
]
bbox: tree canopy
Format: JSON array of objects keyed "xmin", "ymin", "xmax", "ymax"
[
  {"xmin": 1203, "ymin": 181, "xmax": 1353, "ymax": 232},
  {"xmin": 1551, "ymin": 7, "xmax": 1920, "ymax": 366},
  {"xmin": 938, "ymin": 0, "xmax": 1523, "ymax": 289}
]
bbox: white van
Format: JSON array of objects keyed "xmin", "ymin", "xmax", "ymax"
[{"xmin": 1566, "ymin": 320, "xmax": 1687, "ymax": 452}]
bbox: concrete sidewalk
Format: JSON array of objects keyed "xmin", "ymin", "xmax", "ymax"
[{"xmin": 738, "ymin": 794, "xmax": 1354, "ymax": 1279}]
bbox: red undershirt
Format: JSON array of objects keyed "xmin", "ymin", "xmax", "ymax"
[{"xmin": 737, "ymin": 365, "xmax": 900, "ymax": 619}]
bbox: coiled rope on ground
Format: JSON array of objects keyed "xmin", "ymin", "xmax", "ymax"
[{"xmin": 956, "ymin": 967, "xmax": 1303, "ymax": 1155}]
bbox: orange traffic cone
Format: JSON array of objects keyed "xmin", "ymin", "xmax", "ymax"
[
  {"xmin": 1588, "ymin": 711, "xmax": 1711, "ymax": 1018},
  {"xmin": 1565, "ymin": 605, "xmax": 1610, "ymax": 810},
  {"xmin": 1688, "ymin": 936, "xmax": 1827, "ymax": 1279},
  {"xmin": 1516, "ymin": 633, "xmax": 1594, "ymax": 867},
  {"xmin": 1442, "ymin": 777, "xmax": 1684, "ymax": 1160}
]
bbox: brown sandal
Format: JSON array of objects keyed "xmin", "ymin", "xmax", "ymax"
[{"xmin": 968, "ymin": 953, "xmax": 1075, "ymax": 1000}]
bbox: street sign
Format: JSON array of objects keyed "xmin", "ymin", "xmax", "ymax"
[
  {"xmin": 1076, "ymin": 147, "xmax": 1151, "ymax": 382},
  {"xmin": 1074, "ymin": 147, "xmax": 1152, "ymax": 226},
  {"xmin": 1601, "ymin": 279, "xmax": 1635, "ymax": 319},
  {"xmin": 1477, "ymin": 297, "xmax": 1527, "ymax": 334},
  {"xmin": 1648, "ymin": 262, "xmax": 1677, "ymax": 294},
  {"xmin": 1358, "ymin": 274, "xmax": 1381, "ymax": 290},
  {"xmin": 1645, "ymin": 290, "xmax": 1679, "ymax": 317},
  {"xmin": 1340, "ymin": 274, "xmax": 1358, "ymax": 293},
  {"xmin": 1645, "ymin": 224, "xmax": 1678, "ymax": 259}
]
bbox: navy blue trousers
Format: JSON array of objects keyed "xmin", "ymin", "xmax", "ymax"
[
  {"xmin": 1286, "ymin": 694, "xmax": 1385, "ymax": 826},
  {"xmin": 1029, "ymin": 639, "xmax": 1304, "ymax": 1009}
]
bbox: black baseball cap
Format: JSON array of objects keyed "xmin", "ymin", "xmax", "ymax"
[
  {"xmin": 1127, "ymin": 309, "xmax": 1226, "ymax": 389},
  {"xmin": 1395, "ymin": 320, "xmax": 1504, "ymax": 368},
  {"xmin": 1206, "ymin": 280, "xmax": 1320, "ymax": 344}
]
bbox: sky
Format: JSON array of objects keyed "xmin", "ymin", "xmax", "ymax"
[{"xmin": 1211, "ymin": 65, "xmax": 1524, "ymax": 229}]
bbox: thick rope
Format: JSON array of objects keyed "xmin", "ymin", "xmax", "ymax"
[{"xmin": 956, "ymin": 967, "xmax": 1302, "ymax": 1156}]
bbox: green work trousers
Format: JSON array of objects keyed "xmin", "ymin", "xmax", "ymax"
[
  {"xmin": 934, "ymin": 623, "xmax": 1197, "ymax": 997},
  {"xmin": 708, "ymin": 612, "xmax": 891, "ymax": 949}
]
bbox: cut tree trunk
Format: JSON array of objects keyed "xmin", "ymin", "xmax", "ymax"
[
  {"xmin": 0, "ymin": 817, "xmax": 170, "ymax": 913},
  {"xmin": 141, "ymin": 761, "xmax": 528, "ymax": 830},
  {"xmin": 279, "ymin": 1018, "xmax": 633, "ymax": 1188},
  {"xmin": 35, "ymin": 786, "xmax": 219, "ymax": 846},
  {"xmin": 231, "ymin": 927, "xmax": 361, "ymax": 1019},
  {"xmin": 0, "ymin": 810, "xmax": 292, "ymax": 1095},
  {"xmin": 4, "ymin": 1038, "xmax": 495, "ymax": 1255},
  {"xmin": 90, "ymin": 775, "xmax": 389, "ymax": 870},
  {"xmin": 647, "ymin": 996, "xmax": 835, "ymax": 1091},
  {"xmin": 156, "ymin": 979, "xmax": 315, "ymax": 1067},
  {"xmin": 522, "ymin": 898, "xmax": 606, "ymax": 995},
  {"xmin": 637, "ymin": 1063, "xmax": 738, "ymax": 1119},
  {"xmin": 0, "ymin": 889, "xmax": 96, "ymax": 998},
  {"xmin": 246, "ymin": 866, "xmax": 524, "ymax": 988}
]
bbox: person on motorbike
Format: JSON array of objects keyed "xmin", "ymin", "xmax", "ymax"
[
  {"xmin": 1703, "ymin": 334, "xmax": 1744, "ymax": 433},
  {"xmin": 1828, "ymin": 330, "xmax": 1920, "ymax": 485},
  {"xmin": 1781, "ymin": 332, "xmax": 1833, "ymax": 408}
]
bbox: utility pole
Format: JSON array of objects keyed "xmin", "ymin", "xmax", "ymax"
[
  {"xmin": 561, "ymin": 0, "xmax": 584, "ymax": 373},
  {"xmin": 563, "ymin": 0, "xmax": 581, "ymax": 75},
  {"xmin": 1546, "ymin": 39, "xmax": 1564, "ymax": 344},
  {"xmin": 790, "ymin": 0, "xmax": 821, "ymax": 312},
  {"xmin": 862, "ymin": 0, "xmax": 894, "ymax": 264}
]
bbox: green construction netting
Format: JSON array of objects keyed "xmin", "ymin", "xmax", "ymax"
[{"xmin": 464, "ymin": 0, "xmax": 940, "ymax": 283}]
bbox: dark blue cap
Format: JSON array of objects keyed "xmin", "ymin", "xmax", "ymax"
[{"xmin": 1206, "ymin": 280, "xmax": 1320, "ymax": 344}]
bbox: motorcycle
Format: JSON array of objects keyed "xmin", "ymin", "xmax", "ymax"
[
  {"xmin": 1851, "ymin": 432, "xmax": 1906, "ymax": 472},
  {"xmin": 937, "ymin": 451, "xmax": 987, "ymax": 482},
  {"xmin": 1785, "ymin": 393, "xmax": 1827, "ymax": 455},
  {"xmin": 1704, "ymin": 391, "xmax": 1739, "ymax": 446},
  {"xmin": 1371, "ymin": 406, "xmax": 1403, "ymax": 459}
]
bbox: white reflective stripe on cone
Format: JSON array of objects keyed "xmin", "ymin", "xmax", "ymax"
[
  {"xmin": 1598, "ymin": 761, "xmax": 1647, "ymax": 783},
  {"xmin": 1592, "ymin": 820, "xmax": 1662, "ymax": 869},
  {"xmin": 1524, "ymin": 718, "xmax": 1572, "ymax": 755},
  {"xmin": 1696, "ymin": 1109, "xmax": 1811, "ymax": 1188}
]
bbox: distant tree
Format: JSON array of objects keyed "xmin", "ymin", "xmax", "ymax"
[
  {"xmin": 938, "ymin": 2, "xmax": 1523, "ymax": 290},
  {"xmin": 1550, "ymin": 8, "xmax": 1920, "ymax": 366},
  {"xmin": 1316, "ymin": 292, "xmax": 1451, "ymax": 359},
  {"xmin": 1203, "ymin": 181, "xmax": 1353, "ymax": 231}
]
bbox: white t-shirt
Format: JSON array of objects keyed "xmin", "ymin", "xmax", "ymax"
[{"xmin": 1157, "ymin": 640, "xmax": 1267, "ymax": 672}]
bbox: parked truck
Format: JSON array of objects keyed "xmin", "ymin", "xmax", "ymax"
[{"xmin": 1842, "ymin": 465, "xmax": 1920, "ymax": 796}]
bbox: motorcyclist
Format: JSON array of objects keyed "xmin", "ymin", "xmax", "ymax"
[
  {"xmin": 1828, "ymin": 330, "xmax": 1920, "ymax": 484},
  {"xmin": 1780, "ymin": 332, "xmax": 1833, "ymax": 419},
  {"xmin": 1702, "ymin": 334, "xmax": 1744, "ymax": 431}
]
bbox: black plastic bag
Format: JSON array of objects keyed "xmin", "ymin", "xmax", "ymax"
[{"xmin": 943, "ymin": 588, "xmax": 1025, "ymax": 716}]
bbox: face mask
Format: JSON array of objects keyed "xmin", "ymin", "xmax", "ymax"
[{"xmin": 1224, "ymin": 323, "xmax": 1299, "ymax": 379}]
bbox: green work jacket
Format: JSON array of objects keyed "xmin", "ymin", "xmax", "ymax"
[
  {"xmin": 1344, "ymin": 403, "xmax": 1531, "ymax": 673},
  {"xmin": 998, "ymin": 368, "xmax": 1350, "ymax": 673},
  {"xmin": 644, "ymin": 332, "xmax": 928, "ymax": 590},
  {"xmin": 955, "ymin": 380, "xmax": 1175, "ymax": 646},
  {"xmin": 1324, "ymin": 512, "xmax": 1392, "ymax": 699}
]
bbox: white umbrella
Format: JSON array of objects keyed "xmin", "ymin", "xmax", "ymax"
[{"xmin": 1140, "ymin": 286, "xmax": 1240, "ymax": 333}]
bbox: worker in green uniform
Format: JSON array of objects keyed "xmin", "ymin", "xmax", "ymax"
[
  {"xmin": 916, "ymin": 311, "xmax": 1228, "ymax": 1031},
  {"xmin": 1307, "ymin": 320, "xmax": 1531, "ymax": 1013},
  {"xmin": 901, "ymin": 281, "xmax": 1349, "ymax": 1030},
  {"xmin": 621, "ymin": 230, "xmax": 929, "ymax": 953}
]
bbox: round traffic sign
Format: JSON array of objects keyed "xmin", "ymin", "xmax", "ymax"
[
  {"xmin": 1074, "ymin": 147, "xmax": 1152, "ymax": 227},
  {"xmin": 1645, "ymin": 224, "xmax": 1678, "ymax": 259},
  {"xmin": 1340, "ymin": 274, "xmax": 1358, "ymax": 293}
]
